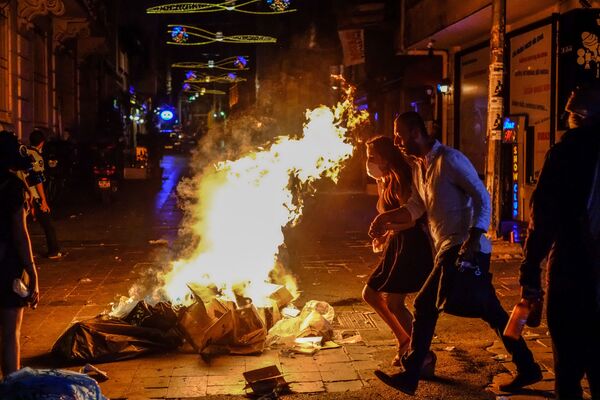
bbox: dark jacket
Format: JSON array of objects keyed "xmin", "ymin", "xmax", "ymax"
[{"xmin": 520, "ymin": 123, "xmax": 600, "ymax": 295}]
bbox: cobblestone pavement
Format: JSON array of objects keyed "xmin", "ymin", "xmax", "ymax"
[{"xmin": 17, "ymin": 155, "xmax": 592, "ymax": 399}]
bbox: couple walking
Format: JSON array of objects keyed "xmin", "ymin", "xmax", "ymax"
[{"xmin": 362, "ymin": 112, "xmax": 541, "ymax": 395}]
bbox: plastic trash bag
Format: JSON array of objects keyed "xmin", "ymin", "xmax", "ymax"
[
  {"xmin": 267, "ymin": 300, "xmax": 335, "ymax": 344},
  {"xmin": 52, "ymin": 315, "xmax": 183, "ymax": 363},
  {"xmin": 123, "ymin": 301, "xmax": 179, "ymax": 331},
  {"xmin": 0, "ymin": 367, "xmax": 107, "ymax": 400}
]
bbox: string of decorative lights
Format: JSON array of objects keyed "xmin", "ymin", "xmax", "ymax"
[
  {"xmin": 186, "ymin": 73, "xmax": 247, "ymax": 84},
  {"xmin": 167, "ymin": 25, "xmax": 276, "ymax": 45},
  {"xmin": 172, "ymin": 56, "xmax": 250, "ymax": 71},
  {"xmin": 182, "ymin": 84, "xmax": 227, "ymax": 95},
  {"xmin": 147, "ymin": 0, "xmax": 295, "ymax": 15}
]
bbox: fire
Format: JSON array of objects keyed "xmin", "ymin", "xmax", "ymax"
[
  {"xmin": 111, "ymin": 82, "xmax": 367, "ymax": 316},
  {"xmin": 163, "ymin": 96, "xmax": 365, "ymax": 305}
]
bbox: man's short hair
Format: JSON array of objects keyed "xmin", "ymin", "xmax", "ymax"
[
  {"xmin": 29, "ymin": 129, "xmax": 46, "ymax": 147},
  {"xmin": 395, "ymin": 111, "xmax": 427, "ymax": 136}
]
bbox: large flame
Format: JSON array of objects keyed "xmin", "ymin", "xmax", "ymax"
[
  {"xmin": 110, "ymin": 83, "xmax": 368, "ymax": 316},
  {"xmin": 161, "ymin": 92, "xmax": 366, "ymax": 307}
]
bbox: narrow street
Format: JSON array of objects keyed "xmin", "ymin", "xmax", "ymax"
[{"xmin": 19, "ymin": 154, "xmax": 586, "ymax": 400}]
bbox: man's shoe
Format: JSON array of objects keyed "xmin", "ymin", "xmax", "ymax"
[
  {"xmin": 374, "ymin": 370, "xmax": 418, "ymax": 396},
  {"xmin": 420, "ymin": 351, "xmax": 437, "ymax": 379},
  {"xmin": 499, "ymin": 363, "xmax": 543, "ymax": 392}
]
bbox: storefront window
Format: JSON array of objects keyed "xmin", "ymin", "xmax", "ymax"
[{"xmin": 457, "ymin": 45, "xmax": 489, "ymax": 175}]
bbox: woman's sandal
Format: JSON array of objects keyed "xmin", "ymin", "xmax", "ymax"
[{"xmin": 391, "ymin": 340, "xmax": 410, "ymax": 367}]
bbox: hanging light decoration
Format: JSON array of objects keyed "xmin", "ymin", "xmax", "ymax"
[
  {"xmin": 185, "ymin": 70, "xmax": 197, "ymax": 80},
  {"xmin": 147, "ymin": 0, "xmax": 295, "ymax": 15},
  {"xmin": 166, "ymin": 25, "xmax": 276, "ymax": 45},
  {"xmin": 170, "ymin": 26, "xmax": 189, "ymax": 43},
  {"xmin": 265, "ymin": 0, "xmax": 291, "ymax": 11},
  {"xmin": 172, "ymin": 56, "xmax": 250, "ymax": 71},
  {"xmin": 182, "ymin": 83, "xmax": 226, "ymax": 95},
  {"xmin": 185, "ymin": 73, "xmax": 247, "ymax": 84}
]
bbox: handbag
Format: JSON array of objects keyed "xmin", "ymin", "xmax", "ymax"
[{"xmin": 438, "ymin": 259, "xmax": 495, "ymax": 318}]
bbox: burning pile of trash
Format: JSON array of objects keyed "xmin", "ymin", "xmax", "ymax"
[
  {"xmin": 53, "ymin": 80, "xmax": 366, "ymax": 366},
  {"xmin": 52, "ymin": 284, "xmax": 336, "ymax": 363}
]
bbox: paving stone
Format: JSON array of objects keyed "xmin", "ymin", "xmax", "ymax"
[
  {"xmin": 207, "ymin": 374, "xmax": 245, "ymax": 386},
  {"xmin": 134, "ymin": 367, "xmax": 173, "ymax": 378},
  {"xmin": 129, "ymin": 376, "xmax": 170, "ymax": 389},
  {"xmin": 530, "ymin": 378, "xmax": 555, "ymax": 392},
  {"xmin": 126, "ymin": 387, "xmax": 169, "ymax": 398},
  {"xmin": 207, "ymin": 363, "xmax": 246, "ymax": 376},
  {"xmin": 171, "ymin": 366, "xmax": 209, "ymax": 377},
  {"xmin": 166, "ymin": 384, "xmax": 207, "ymax": 398},
  {"xmin": 168, "ymin": 376, "xmax": 208, "ymax": 387},
  {"xmin": 99, "ymin": 383, "xmax": 129, "ymax": 399},
  {"xmin": 325, "ymin": 380, "xmax": 363, "ymax": 392},
  {"xmin": 315, "ymin": 348, "xmax": 351, "ymax": 363},
  {"xmin": 284, "ymin": 371, "xmax": 322, "ymax": 383},
  {"xmin": 206, "ymin": 384, "xmax": 247, "ymax": 395},
  {"xmin": 289, "ymin": 381, "xmax": 326, "ymax": 393},
  {"xmin": 351, "ymin": 359, "xmax": 381, "ymax": 370},
  {"xmin": 281, "ymin": 357, "xmax": 320, "ymax": 373},
  {"xmin": 319, "ymin": 362, "xmax": 360, "ymax": 382}
]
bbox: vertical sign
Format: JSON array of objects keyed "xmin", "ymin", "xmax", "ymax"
[
  {"xmin": 509, "ymin": 23, "xmax": 552, "ymax": 184},
  {"xmin": 458, "ymin": 46, "xmax": 490, "ymax": 174},
  {"xmin": 338, "ymin": 29, "xmax": 365, "ymax": 66}
]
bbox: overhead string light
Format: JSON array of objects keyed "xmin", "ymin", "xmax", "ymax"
[
  {"xmin": 147, "ymin": 0, "xmax": 295, "ymax": 15},
  {"xmin": 186, "ymin": 73, "xmax": 247, "ymax": 84},
  {"xmin": 172, "ymin": 56, "xmax": 250, "ymax": 71},
  {"xmin": 167, "ymin": 25, "xmax": 276, "ymax": 45},
  {"xmin": 182, "ymin": 84, "xmax": 226, "ymax": 95}
]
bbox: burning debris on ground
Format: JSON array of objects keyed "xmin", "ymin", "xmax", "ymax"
[{"xmin": 51, "ymin": 81, "xmax": 369, "ymax": 374}]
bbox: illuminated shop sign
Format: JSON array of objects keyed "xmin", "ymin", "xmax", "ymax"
[
  {"xmin": 160, "ymin": 110, "xmax": 174, "ymax": 121},
  {"xmin": 512, "ymin": 144, "xmax": 519, "ymax": 218}
]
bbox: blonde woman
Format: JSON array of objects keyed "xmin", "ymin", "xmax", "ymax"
[{"xmin": 362, "ymin": 136, "xmax": 433, "ymax": 366}]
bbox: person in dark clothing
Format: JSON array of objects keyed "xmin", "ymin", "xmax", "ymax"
[
  {"xmin": 520, "ymin": 85, "xmax": 600, "ymax": 399},
  {"xmin": 21, "ymin": 130, "xmax": 63, "ymax": 259},
  {"xmin": 362, "ymin": 136, "xmax": 434, "ymax": 367},
  {"xmin": 371, "ymin": 112, "xmax": 541, "ymax": 395},
  {"xmin": 0, "ymin": 130, "xmax": 40, "ymax": 376}
]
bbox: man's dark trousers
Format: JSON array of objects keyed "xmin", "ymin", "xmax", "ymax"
[
  {"xmin": 547, "ymin": 280, "xmax": 600, "ymax": 399},
  {"xmin": 33, "ymin": 201, "xmax": 60, "ymax": 255},
  {"xmin": 402, "ymin": 245, "xmax": 536, "ymax": 383}
]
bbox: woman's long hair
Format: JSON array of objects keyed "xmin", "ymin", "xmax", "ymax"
[{"xmin": 366, "ymin": 135, "xmax": 413, "ymax": 210}]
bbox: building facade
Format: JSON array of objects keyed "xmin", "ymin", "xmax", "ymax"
[
  {"xmin": 0, "ymin": 0, "xmax": 129, "ymax": 142},
  {"xmin": 398, "ymin": 0, "xmax": 600, "ymax": 227}
]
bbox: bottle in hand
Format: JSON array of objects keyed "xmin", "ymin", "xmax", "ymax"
[{"xmin": 503, "ymin": 298, "xmax": 543, "ymax": 340}]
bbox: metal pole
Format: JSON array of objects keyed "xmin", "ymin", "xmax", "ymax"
[{"xmin": 485, "ymin": 0, "xmax": 506, "ymax": 237}]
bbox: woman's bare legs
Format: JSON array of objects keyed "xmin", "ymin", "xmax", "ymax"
[
  {"xmin": 1, "ymin": 307, "xmax": 24, "ymax": 376},
  {"xmin": 386, "ymin": 293, "xmax": 413, "ymax": 338},
  {"xmin": 362, "ymin": 286, "xmax": 410, "ymax": 352}
]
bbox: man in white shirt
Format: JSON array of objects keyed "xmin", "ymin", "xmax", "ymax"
[{"xmin": 372, "ymin": 112, "xmax": 541, "ymax": 395}]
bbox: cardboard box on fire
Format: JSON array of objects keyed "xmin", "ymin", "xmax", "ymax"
[{"xmin": 178, "ymin": 283, "xmax": 293, "ymax": 353}]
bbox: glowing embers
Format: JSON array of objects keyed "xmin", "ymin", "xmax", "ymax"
[
  {"xmin": 167, "ymin": 25, "xmax": 276, "ymax": 45},
  {"xmin": 147, "ymin": 0, "xmax": 296, "ymax": 15},
  {"xmin": 172, "ymin": 56, "xmax": 250, "ymax": 71},
  {"xmin": 186, "ymin": 73, "xmax": 247, "ymax": 84}
]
